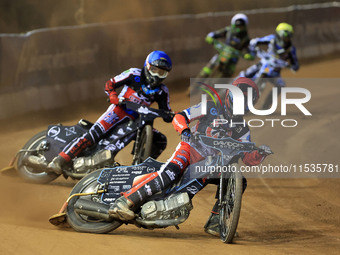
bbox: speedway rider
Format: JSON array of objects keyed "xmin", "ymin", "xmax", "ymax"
[
  {"xmin": 238, "ymin": 22, "xmax": 299, "ymax": 108},
  {"xmin": 109, "ymin": 77, "xmax": 272, "ymax": 237},
  {"xmin": 48, "ymin": 51, "xmax": 174, "ymax": 174},
  {"xmin": 198, "ymin": 13, "xmax": 254, "ymax": 78}
]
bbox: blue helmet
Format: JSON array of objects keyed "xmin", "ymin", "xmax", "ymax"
[{"xmin": 144, "ymin": 50, "xmax": 172, "ymax": 89}]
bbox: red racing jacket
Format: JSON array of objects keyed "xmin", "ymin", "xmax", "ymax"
[
  {"xmin": 105, "ymin": 68, "xmax": 172, "ymax": 121},
  {"xmin": 172, "ymin": 100, "xmax": 266, "ymax": 166}
]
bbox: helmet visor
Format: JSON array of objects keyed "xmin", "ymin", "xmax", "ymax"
[
  {"xmin": 233, "ymin": 19, "xmax": 247, "ymax": 33},
  {"xmin": 147, "ymin": 63, "xmax": 169, "ymax": 78},
  {"xmin": 278, "ymin": 30, "xmax": 293, "ymax": 40}
]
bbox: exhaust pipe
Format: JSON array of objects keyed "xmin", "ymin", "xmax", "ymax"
[
  {"xmin": 74, "ymin": 198, "xmax": 111, "ymax": 221},
  {"xmin": 21, "ymin": 155, "xmax": 48, "ymax": 171}
]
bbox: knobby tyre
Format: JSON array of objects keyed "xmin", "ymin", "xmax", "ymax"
[
  {"xmin": 219, "ymin": 163, "xmax": 243, "ymax": 243},
  {"xmin": 132, "ymin": 125, "xmax": 153, "ymax": 165}
]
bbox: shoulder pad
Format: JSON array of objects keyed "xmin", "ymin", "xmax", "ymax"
[
  {"xmin": 114, "ymin": 68, "xmax": 141, "ymax": 82},
  {"xmin": 257, "ymin": 34, "xmax": 276, "ymax": 43}
]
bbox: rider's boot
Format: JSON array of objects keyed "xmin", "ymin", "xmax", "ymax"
[
  {"xmin": 198, "ymin": 67, "xmax": 212, "ymax": 78},
  {"xmin": 108, "ymin": 196, "xmax": 136, "ymax": 221},
  {"xmin": 109, "ymin": 144, "xmax": 190, "ymax": 221},
  {"xmin": 108, "ymin": 170, "xmax": 165, "ymax": 221},
  {"xmin": 199, "ymin": 54, "xmax": 219, "ymax": 78},
  {"xmin": 204, "ymin": 199, "xmax": 240, "ymax": 238},
  {"xmin": 109, "ymin": 160, "xmax": 187, "ymax": 221},
  {"xmin": 204, "ymin": 199, "xmax": 220, "ymax": 237},
  {"xmin": 47, "ymin": 155, "xmax": 67, "ymax": 175},
  {"xmin": 204, "ymin": 212, "xmax": 220, "ymax": 237}
]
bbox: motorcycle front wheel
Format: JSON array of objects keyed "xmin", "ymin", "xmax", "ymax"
[
  {"xmin": 66, "ymin": 170, "xmax": 122, "ymax": 233},
  {"xmin": 132, "ymin": 125, "xmax": 153, "ymax": 165},
  {"xmin": 219, "ymin": 163, "xmax": 243, "ymax": 243}
]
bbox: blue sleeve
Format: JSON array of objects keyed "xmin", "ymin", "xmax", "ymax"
[
  {"xmin": 157, "ymin": 84, "xmax": 172, "ymax": 111},
  {"xmin": 249, "ymin": 34, "xmax": 275, "ymax": 50},
  {"xmin": 290, "ymin": 46, "xmax": 299, "ymax": 71}
]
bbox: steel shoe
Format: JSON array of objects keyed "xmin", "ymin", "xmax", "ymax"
[
  {"xmin": 109, "ymin": 197, "xmax": 135, "ymax": 221},
  {"xmin": 47, "ymin": 155, "xmax": 66, "ymax": 175}
]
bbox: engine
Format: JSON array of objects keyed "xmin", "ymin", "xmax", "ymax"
[
  {"xmin": 73, "ymin": 149, "xmax": 114, "ymax": 173},
  {"xmin": 140, "ymin": 192, "xmax": 193, "ymax": 221}
]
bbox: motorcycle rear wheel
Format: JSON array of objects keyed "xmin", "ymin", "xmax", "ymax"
[
  {"xmin": 132, "ymin": 125, "xmax": 153, "ymax": 165},
  {"xmin": 219, "ymin": 163, "xmax": 243, "ymax": 243},
  {"xmin": 16, "ymin": 130, "xmax": 59, "ymax": 183},
  {"xmin": 66, "ymin": 170, "xmax": 122, "ymax": 233}
]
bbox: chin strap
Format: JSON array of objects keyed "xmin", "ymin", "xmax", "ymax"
[{"xmin": 142, "ymin": 84, "xmax": 160, "ymax": 95}]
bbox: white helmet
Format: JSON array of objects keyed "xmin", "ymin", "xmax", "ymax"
[{"xmin": 231, "ymin": 13, "xmax": 249, "ymax": 26}]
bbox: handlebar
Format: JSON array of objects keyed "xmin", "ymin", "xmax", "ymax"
[
  {"xmin": 255, "ymin": 48, "xmax": 290, "ymax": 69},
  {"xmin": 192, "ymin": 134, "xmax": 273, "ymax": 156},
  {"xmin": 212, "ymin": 40, "xmax": 241, "ymax": 57},
  {"xmin": 106, "ymin": 97, "xmax": 173, "ymax": 119},
  {"xmin": 123, "ymin": 101, "xmax": 174, "ymax": 121}
]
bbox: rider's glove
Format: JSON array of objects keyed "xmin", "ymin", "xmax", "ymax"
[
  {"xmin": 181, "ymin": 129, "xmax": 191, "ymax": 143},
  {"xmin": 243, "ymin": 53, "xmax": 254, "ymax": 61},
  {"xmin": 163, "ymin": 112, "xmax": 175, "ymax": 123},
  {"xmin": 109, "ymin": 92, "xmax": 119, "ymax": 105},
  {"xmin": 205, "ymin": 36, "xmax": 214, "ymax": 44},
  {"xmin": 258, "ymin": 145, "xmax": 273, "ymax": 156}
]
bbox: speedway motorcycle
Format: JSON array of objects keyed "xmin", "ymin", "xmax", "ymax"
[
  {"xmin": 6, "ymin": 101, "xmax": 173, "ymax": 184},
  {"xmin": 252, "ymin": 48, "xmax": 292, "ymax": 95},
  {"xmin": 49, "ymin": 136, "xmax": 268, "ymax": 244},
  {"xmin": 187, "ymin": 40, "xmax": 246, "ymax": 96},
  {"xmin": 199, "ymin": 40, "xmax": 243, "ymax": 79}
]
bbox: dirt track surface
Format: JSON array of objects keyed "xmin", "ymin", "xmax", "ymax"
[{"xmin": 0, "ymin": 58, "xmax": 340, "ymax": 254}]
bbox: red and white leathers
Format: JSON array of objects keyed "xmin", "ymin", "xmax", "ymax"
[
  {"xmin": 172, "ymin": 101, "xmax": 266, "ymax": 167},
  {"xmin": 59, "ymin": 68, "xmax": 172, "ymax": 162},
  {"xmin": 121, "ymin": 100, "xmax": 267, "ymax": 208}
]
